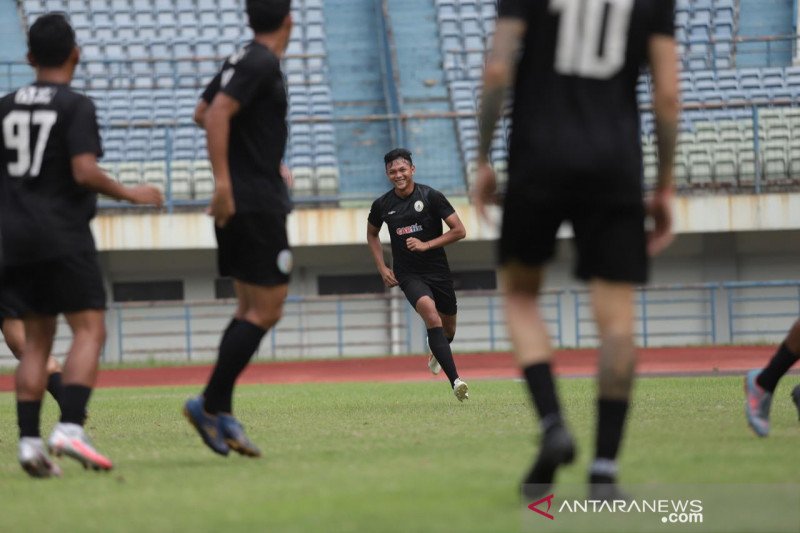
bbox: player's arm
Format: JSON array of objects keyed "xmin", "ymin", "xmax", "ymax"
[
  {"xmin": 193, "ymin": 99, "xmax": 209, "ymax": 128},
  {"xmin": 367, "ymin": 222, "xmax": 398, "ymax": 287},
  {"xmin": 205, "ymin": 92, "xmax": 240, "ymax": 227},
  {"xmin": 72, "ymin": 154, "xmax": 163, "ymax": 206},
  {"xmin": 406, "ymin": 213, "xmax": 466, "ymax": 252},
  {"xmin": 473, "ymin": 18, "xmax": 527, "ymax": 219},
  {"xmin": 646, "ymin": 34, "xmax": 680, "ymax": 256}
]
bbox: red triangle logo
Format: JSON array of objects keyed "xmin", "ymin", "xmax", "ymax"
[{"xmin": 528, "ymin": 494, "xmax": 555, "ymax": 520}]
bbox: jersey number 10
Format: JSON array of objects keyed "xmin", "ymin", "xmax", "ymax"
[
  {"xmin": 2, "ymin": 109, "xmax": 57, "ymax": 178},
  {"xmin": 550, "ymin": 0, "xmax": 634, "ymax": 79}
]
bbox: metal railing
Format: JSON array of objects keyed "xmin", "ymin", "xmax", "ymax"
[{"xmin": 2, "ymin": 281, "xmax": 797, "ymax": 366}]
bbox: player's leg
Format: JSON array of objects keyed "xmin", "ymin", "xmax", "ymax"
[
  {"xmin": 16, "ymin": 315, "xmax": 61, "ymax": 478},
  {"xmin": 573, "ymin": 201, "xmax": 647, "ymax": 500},
  {"xmin": 411, "ymin": 288, "xmax": 463, "ymax": 397},
  {"xmin": 587, "ymin": 280, "xmax": 636, "ymax": 497},
  {"xmin": 186, "ymin": 213, "xmax": 291, "ymax": 457},
  {"xmin": 48, "ymin": 309, "xmax": 113, "ymax": 471},
  {"xmin": 745, "ymin": 318, "xmax": 800, "ymax": 436},
  {"xmin": 503, "ymin": 262, "xmax": 575, "ymax": 497},
  {"xmin": 4, "ymin": 317, "xmax": 64, "ymax": 407},
  {"xmin": 429, "ymin": 277, "xmax": 468, "ymax": 398},
  {"xmin": 427, "ymin": 312, "xmax": 456, "ymax": 375}
]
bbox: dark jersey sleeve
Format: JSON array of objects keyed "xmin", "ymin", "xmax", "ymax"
[
  {"xmin": 66, "ymin": 97, "xmax": 102, "ymax": 158},
  {"xmin": 221, "ymin": 50, "xmax": 276, "ymax": 108},
  {"xmin": 651, "ymin": 0, "xmax": 675, "ymax": 36},
  {"xmin": 429, "ymin": 190, "xmax": 456, "ymax": 220},
  {"xmin": 498, "ymin": 0, "xmax": 529, "ymax": 19},
  {"xmin": 201, "ymin": 72, "xmax": 222, "ymax": 104},
  {"xmin": 367, "ymin": 199, "xmax": 383, "ymax": 228}
]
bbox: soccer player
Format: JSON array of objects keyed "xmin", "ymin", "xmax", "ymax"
[
  {"xmin": 183, "ymin": 0, "xmax": 294, "ymax": 458},
  {"xmin": 473, "ymin": 0, "xmax": 679, "ymax": 499},
  {"xmin": 0, "ymin": 312, "xmax": 64, "ymax": 407},
  {"xmin": 367, "ymin": 148, "xmax": 470, "ymax": 401},
  {"xmin": 0, "ymin": 14, "xmax": 163, "ymax": 478},
  {"xmin": 744, "ymin": 319, "xmax": 800, "ymax": 436}
]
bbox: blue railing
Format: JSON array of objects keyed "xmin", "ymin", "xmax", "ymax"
[
  {"xmin": 573, "ymin": 283, "xmax": 720, "ymax": 347},
  {"xmin": 2, "ymin": 281, "xmax": 796, "ymax": 365}
]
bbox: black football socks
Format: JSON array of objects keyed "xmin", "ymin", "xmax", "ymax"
[
  {"xmin": 60, "ymin": 385, "xmax": 92, "ymax": 425},
  {"xmin": 523, "ymin": 363, "xmax": 563, "ymax": 430},
  {"xmin": 757, "ymin": 343, "xmax": 799, "ymax": 393},
  {"xmin": 47, "ymin": 371, "xmax": 64, "ymax": 407},
  {"xmin": 591, "ymin": 398, "xmax": 629, "ymax": 483},
  {"xmin": 204, "ymin": 319, "xmax": 267, "ymax": 414},
  {"xmin": 427, "ymin": 327, "xmax": 459, "ymax": 386},
  {"xmin": 18, "ymin": 400, "xmax": 42, "ymax": 438}
]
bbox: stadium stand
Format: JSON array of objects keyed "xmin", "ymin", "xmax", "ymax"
[
  {"xmin": 18, "ymin": 0, "xmax": 340, "ymax": 199},
  {"xmin": 436, "ymin": 0, "xmax": 800, "ymax": 191},
  {"xmin": 8, "ymin": 0, "xmax": 800, "ymax": 202}
]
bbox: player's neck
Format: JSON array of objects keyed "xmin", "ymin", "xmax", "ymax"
[
  {"xmin": 394, "ymin": 181, "xmax": 415, "ymax": 198},
  {"xmin": 35, "ymin": 67, "xmax": 72, "ymax": 86},
  {"xmin": 253, "ymin": 33, "xmax": 286, "ymax": 58}
]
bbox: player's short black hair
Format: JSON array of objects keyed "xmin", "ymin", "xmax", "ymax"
[
  {"xmin": 384, "ymin": 148, "xmax": 413, "ymax": 169},
  {"xmin": 246, "ymin": 0, "xmax": 291, "ymax": 33},
  {"xmin": 28, "ymin": 13, "xmax": 76, "ymax": 68}
]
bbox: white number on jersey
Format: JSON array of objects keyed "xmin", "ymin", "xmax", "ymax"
[
  {"xmin": 550, "ymin": 0, "xmax": 634, "ymax": 79},
  {"xmin": 2, "ymin": 109, "xmax": 57, "ymax": 178}
]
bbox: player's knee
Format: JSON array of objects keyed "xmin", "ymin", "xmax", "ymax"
[
  {"xmin": 75, "ymin": 322, "xmax": 106, "ymax": 349},
  {"xmin": 6, "ymin": 337, "xmax": 24, "ymax": 359},
  {"xmin": 243, "ymin": 307, "xmax": 283, "ymax": 330},
  {"xmin": 785, "ymin": 319, "xmax": 800, "ymax": 354}
]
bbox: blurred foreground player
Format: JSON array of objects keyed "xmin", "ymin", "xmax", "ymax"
[
  {"xmin": 0, "ymin": 14, "xmax": 163, "ymax": 477},
  {"xmin": 367, "ymin": 149, "xmax": 469, "ymax": 401},
  {"xmin": 184, "ymin": 0, "xmax": 294, "ymax": 457},
  {"xmin": 744, "ymin": 319, "xmax": 800, "ymax": 436},
  {"xmin": 473, "ymin": 0, "xmax": 679, "ymax": 499},
  {"xmin": 0, "ymin": 312, "xmax": 64, "ymax": 408}
]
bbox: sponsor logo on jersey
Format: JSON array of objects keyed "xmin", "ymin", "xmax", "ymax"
[
  {"xmin": 414, "ymin": 200, "xmax": 424, "ymax": 212},
  {"xmin": 396, "ymin": 224, "xmax": 423, "ymax": 236}
]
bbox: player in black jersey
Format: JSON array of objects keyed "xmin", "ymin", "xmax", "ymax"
[
  {"xmin": 367, "ymin": 148, "xmax": 470, "ymax": 401},
  {"xmin": 0, "ymin": 14, "xmax": 163, "ymax": 478},
  {"xmin": 183, "ymin": 0, "xmax": 294, "ymax": 458},
  {"xmin": 473, "ymin": 0, "xmax": 679, "ymax": 499}
]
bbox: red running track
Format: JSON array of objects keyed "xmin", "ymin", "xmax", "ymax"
[{"xmin": 0, "ymin": 346, "xmax": 779, "ymax": 391}]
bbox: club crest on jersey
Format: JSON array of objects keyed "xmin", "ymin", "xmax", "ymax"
[
  {"xmin": 396, "ymin": 224, "xmax": 423, "ymax": 236},
  {"xmin": 414, "ymin": 200, "xmax": 424, "ymax": 212}
]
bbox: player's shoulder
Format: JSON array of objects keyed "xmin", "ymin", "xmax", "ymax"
[
  {"xmin": 374, "ymin": 188, "xmax": 397, "ymax": 206},
  {"xmin": 235, "ymin": 41, "xmax": 280, "ymax": 71},
  {"xmin": 416, "ymin": 183, "xmax": 445, "ymax": 199}
]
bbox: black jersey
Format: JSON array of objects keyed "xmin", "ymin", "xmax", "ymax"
[
  {"xmin": 368, "ymin": 183, "xmax": 456, "ymax": 278},
  {"xmin": 202, "ymin": 41, "xmax": 290, "ymax": 214},
  {"xmin": 499, "ymin": 0, "xmax": 674, "ymax": 204},
  {"xmin": 0, "ymin": 82, "xmax": 101, "ymax": 265}
]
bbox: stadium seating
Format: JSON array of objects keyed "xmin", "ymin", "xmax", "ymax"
[
  {"xmin": 436, "ymin": 0, "xmax": 800, "ymax": 191},
  {"xmin": 12, "ymin": 0, "xmax": 800, "ymax": 200},
  {"xmin": 19, "ymin": 0, "xmax": 341, "ymax": 199}
]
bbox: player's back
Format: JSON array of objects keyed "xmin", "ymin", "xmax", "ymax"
[
  {"xmin": 0, "ymin": 82, "xmax": 100, "ymax": 264},
  {"xmin": 504, "ymin": 0, "xmax": 673, "ymax": 203}
]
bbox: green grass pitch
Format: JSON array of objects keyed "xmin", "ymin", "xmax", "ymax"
[{"xmin": 1, "ymin": 376, "xmax": 798, "ymax": 532}]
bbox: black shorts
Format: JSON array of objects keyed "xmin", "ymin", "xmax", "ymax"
[
  {"xmin": 215, "ymin": 211, "xmax": 292, "ymax": 287},
  {"xmin": 399, "ymin": 274, "xmax": 457, "ymax": 315},
  {"xmin": 1, "ymin": 251, "xmax": 107, "ymax": 316},
  {"xmin": 499, "ymin": 196, "xmax": 648, "ymax": 284}
]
